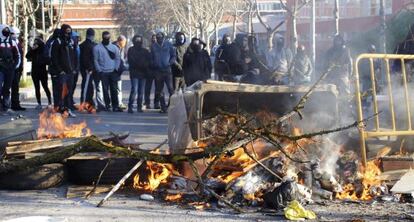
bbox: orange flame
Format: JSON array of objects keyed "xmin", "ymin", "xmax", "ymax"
[
  {"xmin": 78, "ymin": 102, "xmax": 96, "ymax": 113},
  {"xmin": 133, "ymin": 161, "xmax": 174, "ymax": 192},
  {"xmin": 165, "ymin": 193, "xmax": 182, "ymax": 201},
  {"xmin": 37, "ymin": 109, "xmax": 91, "ymax": 139},
  {"xmin": 336, "ymin": 160, "xmax": 382, "ymax": 201}
]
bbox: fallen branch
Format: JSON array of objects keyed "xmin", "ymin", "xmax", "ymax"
[
  {"xmin": 86, "ymin": 158, "xmax": 112, "ymax": 199},
  {"xmin": 97, "ymin": 159, "xmax": 144, "ymax": 207}
]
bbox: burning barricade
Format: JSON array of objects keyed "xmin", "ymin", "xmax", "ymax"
[{"xmin": 0, "ymin": 81, "xmax": 413, "ymax": 221}]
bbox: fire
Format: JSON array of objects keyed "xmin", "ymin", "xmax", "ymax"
[
  {"xmin": 218, "ymin": 171, "xmax": 244, "ymax": 183},
  {"xmin": 336, "ymin": 160, "xmax": 382, "ymax": 201},
  {"xmin": 133, "ymin": 161, "xmax": 174, "ymax": 192},
  {"xmin": 165, "ymin": 193, "xmax": 182, "ymax": 201},
  {"xmin": 37, "ymin": 109, "xmax": 91, "ymax": 139},
  {"xmin": 78, "ymin": 102, "xmax": 96, "ymax": 113}
]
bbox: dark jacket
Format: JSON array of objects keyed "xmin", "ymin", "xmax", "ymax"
[
  {"xmin": 172, "ymin": 32, "xmax": 187, "ymax": 77},
  {"xmin": 79, "ymin": 38, "xmax": 97, "ymax": 71},
  {"xmin": 46, "ymin": 29, "xmax": 60, "ymax": 75},
  {"xmin": 127, "ymin": 45, "xmax": 151, "ymax": 79},
  {"xmin": 26, "ymin": 39, "xmax": 48, "ymax": 77},
  {"xmin": 51, "ymin": 29, "xmax": 77, "ymax": 75},
  {"xmin": 218, "ymin": 41, "xmax": 247, "ymax": 76},
  {"xmin": 183, "ymin": 42, "xmax": 212, "ymax": 86},
  {"xmin": 151, "ymin": 41, "xmax": 176, "ymax": 72}
]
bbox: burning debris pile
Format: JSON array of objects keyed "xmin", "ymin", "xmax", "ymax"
[{"xmin": 1, "ymin": 84, "xmax": 413, "ymax": 221}]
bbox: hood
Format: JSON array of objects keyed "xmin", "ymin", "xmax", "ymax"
[
  {"xmin": 60, "ymin": 24, "xmax": 72, "ymax": 38},
  {"xmin": 52, "ymin": 28, "xmax": 60, "ymax": 39},
  {"xmin": 174, "ymin": 32, "xmax": 186, "ymax": 46},
  {"xmin": 34, "ymin": 38, "xmax": 45, "ymax": 50},
  {"xmin": 0, "ymin": 24, "xmax": 9, "ymax": 39},
  {"xmin": 234, "ymin": 33, "xmax": 247, "ymax": 47}
]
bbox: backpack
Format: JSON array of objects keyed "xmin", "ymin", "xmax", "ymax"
[{"xmin": 0, "ymin": 38, "xmax": 14, "ymax": 69}]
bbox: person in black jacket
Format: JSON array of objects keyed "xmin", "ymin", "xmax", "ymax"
[
  {"xmin": 127, "ymin": 35, "xmax": 151, "ymax": 113},
  {"xmin": 46, "ymin": 28, "xmax": 61, "ymax": 111},
  {"xmin": 79, "ymin": 28, "xmax": 103, "ymax": 112},
  {"xmin": 144, "ymin": 34, "xmax": 159, "ymax": 109},
  {"xmin": 182, "ymin": 38, "xmax": 212, "ymax": 86},
  {"xmin": 26, "ymin": 38, "xmax": 52, "ymax": 109},
  {"xmin": 172, "ymin": 32, "xmax": 187, "ymax": 90},
  {"xmin": 51, "ymin": 24, "xmax": 77, "ymax": 117}
]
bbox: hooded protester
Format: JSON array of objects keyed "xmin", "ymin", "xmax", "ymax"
[
  {"xmin": 172, "ymin": 32, "xmax": 187, "ymax": 90},
  {"xmin": 47, "ymin": 28, "xmax": 62, "ymax": 111},
  {"xmin": 324, "ymin": 34, "xmax": 353, "ymax": 96},
  {"xmin": 9, "ymin": 27, "xmax": 25, "ymax": 111},
  {"xmin": 324, "ymin": 34, "xmax": 353, "ymax": 123},
  {"xmin": 290, "ymin": 45, "xmax": 313, "ymax": 85},
  {"xmin": 70, "ymin": 31, "xmax": 81, "ymax": 107},
  {"xmin": 214, "ymin": 34, "xmax": 233, "ymax": 80},
  {"xmin": 127, "ymin": 35, "xmax": 151, "ymax": 113},
  {"xmin": 182, "ymin": 38, "xmax": 212, "ymax": 86},
  {"xmin": 93, "ymin": 31, "xmax": 122, "ymax": 112},
  {"xmin": 79, "ymin": 28, "xmax": 102, "ymax": 111},
  {"xmin": 26, "ymin": 38, "xmax": 52, "ymax": 109},
  {"xmin": 0, "ymin": 24, "xmax": 21, "ymax": 113},
  {"xmin": 150, "ymin": 31, "xmax": 176, "ymax": 113},
  {"xmin": 113, "ymin": 35, "xmax": 127, "ymax": 110},
  {"xmin": 266, "ymin": 36, "xmax": 293, "ymax": 85},
  {"xmin": 51, "ymin": 24, "xmax": 77, "ymax": 117},
  {"xmin": 144, "ymin": 34, "xmax": 159, "ymax": 109}
]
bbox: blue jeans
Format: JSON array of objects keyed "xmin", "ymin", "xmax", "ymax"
[
  {"xmin": 93, "ymin": 73, "xmax": 105, "ymax": 110},
  {"xmin": 100, "ymin": 72, "xmax": 119, "ymax": 110},
  {"xmin": 128, "ymin": 77, "xmax": 144, "ymax": 110}
]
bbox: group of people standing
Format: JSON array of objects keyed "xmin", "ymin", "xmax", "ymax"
[{"xmin": 1, "ymin": 22, "xmax": 357, "ymax": 116}]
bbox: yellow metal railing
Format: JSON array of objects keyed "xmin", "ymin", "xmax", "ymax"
[{"xmin": 355, "ymin": 53, "xmax": 414, "ymax": 167}]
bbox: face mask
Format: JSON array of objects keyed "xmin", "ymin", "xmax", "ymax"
[
  {"xmin": 223, "ymin": 37, "xmax": 231, "ymax": 45},
  {"xmin": 156, "ymin": 36, "xmax": 164, "ymax": 45},
  {"xmin": 102, "ymin": 38, "xmax": 110, "ymax": 45},
  {"xmin": 134, "ymin": 40, "xmax": 143, "ymax": 47},
  {"xmin": 177, "ymin": 35, "xmax": 185, "ymax": 44},
  {"xmin": 2, "ymin": 30, "xmax": 10, "ymax": 37}
]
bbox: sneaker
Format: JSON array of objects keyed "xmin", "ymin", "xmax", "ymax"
[
  {"xmin": 119, "ymin": 104, "xmax": 127, "ymax": 110},
  {"xmin": 67, "ymin": 110, "xmax": 77, "ymax": 118},
  {"xmin": 6, "ymin": 109, "xmax": 15, "ymax": 115},
  {"xmin": 142, "ymin": 104, "xmax": 148, "ymax": 110},
  {"xmin": 113, "ymin": 107, "xmax": 124, "ymax": 112}
]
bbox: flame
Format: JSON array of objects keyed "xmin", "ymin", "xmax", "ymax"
[
  {"xmin": 37, "ymin": 109, "xmax": 91, "ymax": 139},
  {"xmin": 218, "ymin": 171, "xmax": 244, "ymax": 183},
  {"xmin": 78, "ymin": 102, "xmax": 96, "ymax": 113},
  {"xmin": 133, "ymin": 161, "xmax": 174, "ymax": 192},
  {"xmin": 336, "ymin": 160, "xmax": 382, "ymax": 201},
  {"xmin": 165, "ymin": 193, "xmax": 182, "ymax": 201},
  {"xmin": 189, "ymin": 202, "xmax": 210, "ymax": 210}
]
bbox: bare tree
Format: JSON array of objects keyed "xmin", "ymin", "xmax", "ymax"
[
  {"xmin": 112, "ymin": 0, "xmax": 172, "ymax": 38},
  {"xmin": 279, "ymin": 0, "xmax": 310, "ymax": 52},
  {"xmin": 228, "ymin": 0, "xmax": 247, "ymax": 39},
  {"xmin": 165, "ymin": 0, "xmax": 227, "ymax": 50},
  {"xmin": 255, "ymin": 0, "xmax": 285, "ymax": 51}
]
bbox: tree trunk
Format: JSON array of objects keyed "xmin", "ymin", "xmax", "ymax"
[
  {"xmin": 22, "ymin": 16, "xmax": 29, "ymax": 82},
  {"xmin": 232, "ymin": 14, "xmax": 237, "ymax": 39},
  {"xmin": 214, "ymin": 23, "xmax": 219, "ymax": 46},
  {"xmin": 334, "ymin": 0, "xmax": 339, "ymax": 35},
  {"xmin": 291, "ymin": 0, "xmax": 298, "ymax": 54},
  {"xmin": 267, "ymin": 31, "xmax": 274, "ymax": 52}
]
